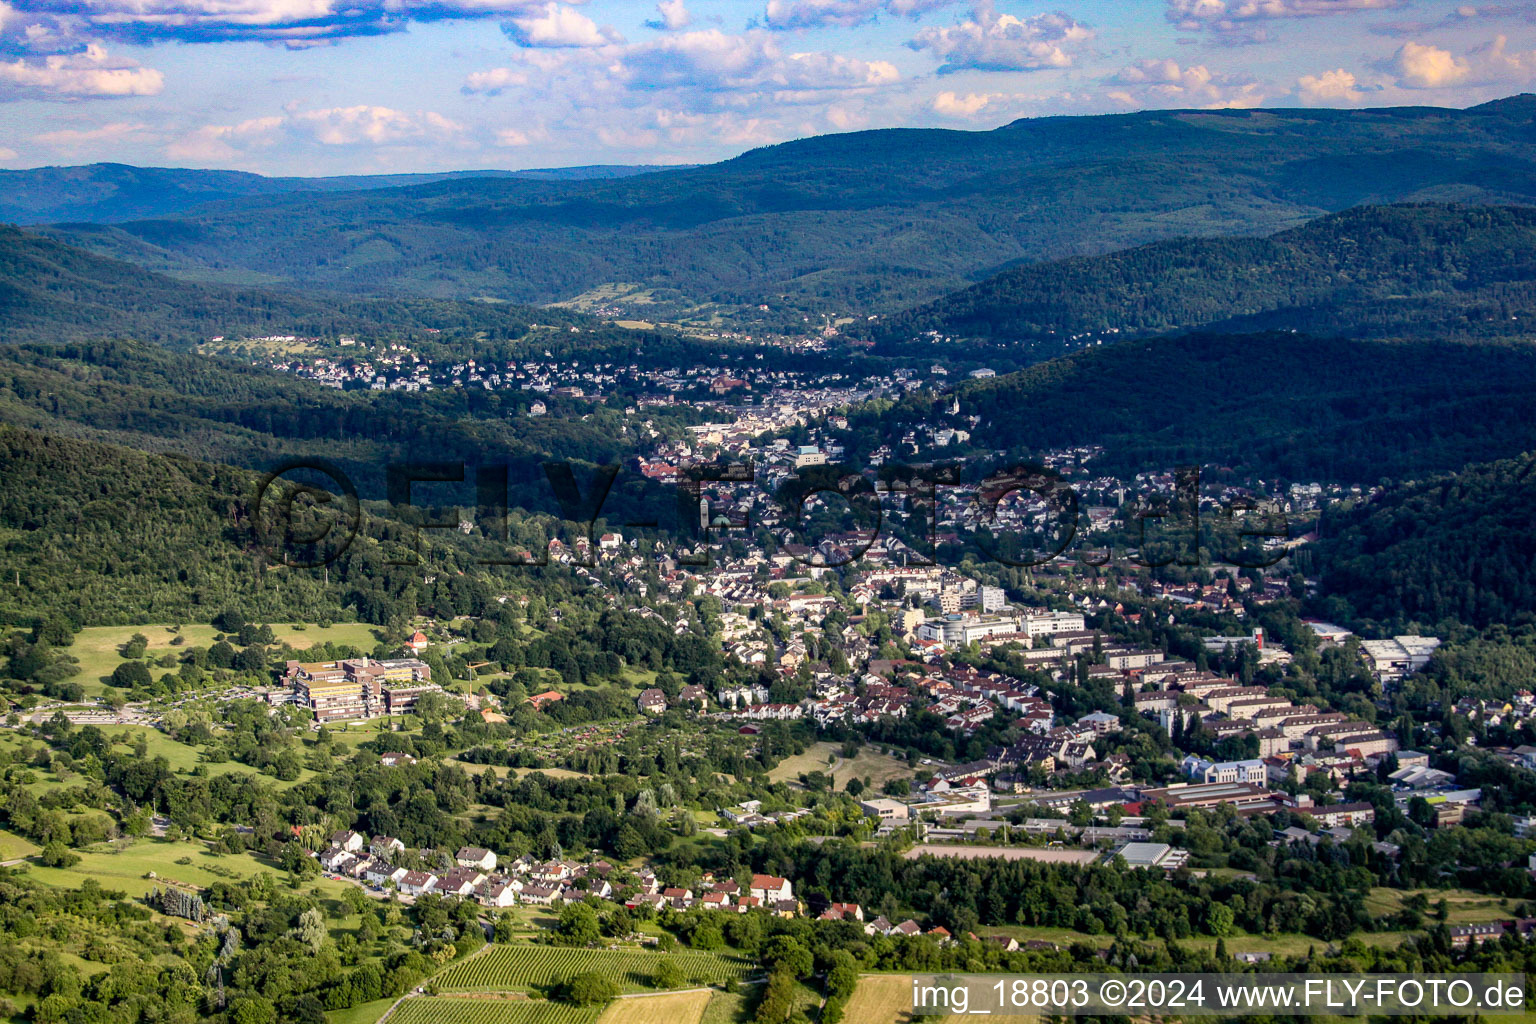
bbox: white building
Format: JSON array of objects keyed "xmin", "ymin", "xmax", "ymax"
[
  {"xmin": 1359, "ymin": 636, "xmax": 1441, "ymax": 683},
  {"xmin": 1023, "ymin": 611, "xmax": 1086, "ymax": 637},
  {"xmin": 1181, "ymin": 756, "xmax": 1267, "ymax": 787},
  {"xmin": 916, "ymin": 614, "xmax": 1021, "ymax": 646}
]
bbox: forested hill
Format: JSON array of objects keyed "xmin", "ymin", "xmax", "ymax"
[
  {"xmin": 0, "ymin": 424, "xmax": 343, "ymax": 628},
  {"xmin": 0, "ymin": 226, "xmax": 547, "ymax": 344},
  {"xmin": 863, "ymin": 204, "xmax": 1536, "ymax": 354},
  {"xmin": 1311, "ymin": 451, "xmax": 1536, "ymax": 632},
  {"xmin": 0, "ymin": 422, "xmax": 574, "ymax": 630},
  {"xmin": 0, "ymin": 162, "xmax": 680, "ymax": 224},
  {"xmin": 847, "ymin": 332, "xmax": 1536, "ymax": 482},
  {"xmin": 38, "ymin": 96, "xmax": 1536, "ymax": 311},
  {"xmin": 0, "ymin": 340, "xmax": 692, "ymax": 510}
]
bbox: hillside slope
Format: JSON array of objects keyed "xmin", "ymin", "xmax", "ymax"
[
  {"xmin": 1313, "ymin": 451, "xmax": 1536, "ymax": 631},
  {"xmin": 866, "ymin": 204, "xmax": 1536, "ymax": 356},
  {"xmin": 0, "ymin": 424, "xmax": 343, "ymax": 626},
  {"xmin": 0, "ymin": 226, "xmax": 546, "ymax": 344},
  {"xmin": 0, "ymin": 339, "xmax": 680, "ymax": 502},
  {"xmin": 848, "ymin": 332, "xmax": 1536, "ymax": 482},
  {"xmin": 39, "ymin": 97, "xmax": 1536, "ymax": 311}
]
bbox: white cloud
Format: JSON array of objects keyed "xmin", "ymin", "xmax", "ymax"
[
  {"xmin": 1387, "ymin": 36, "xmax": 1536, "ymax": 90},
  {"xmin": 763, "ymin": 0, "xmax": 960, "ymax": 29},
  {"xmin": 647, "ymin": 0, "xmax": 692, "ymax": 31},
  {"xmin": 34, "ymin": 120, "xmax": 154, "ymax": 149},
  {"xmin": 462, "ymin": 66, "xmax": 531, "ymax": 95},
  {"xmin": 294, "ymin": 105, "xmax": 465, "ymax": 145},
  {"xmin": 619, "ymin": 28, "xmax": 898, "ymax": 102},
  {"xmin": 931, "ymin": 87, "xmax": 1093, "ymax": 119},
  {"xmin": 1107, "ymin": 58, "xmax": 1264, "ymax": 108},
  {"xmin": 823, "ymin": 103, "xmax": 865, "ymax": 129},
  {"xmin": 494, "ymin": 126, "xmax": 533, "ymax": 145},
  {"xmin": 1297, "ymin": 67, "xmax": 1364, "ymax": 102},
  {"xmin": 160, "ymin": 104, "xmax": 467, "ymax": 161},
  {"xmin": 1166, "ymin": 0, "xmax": 1402, "ymax": 37},
  {"xmin": 1393, "ymin": 41, "xmax": 1468, "ymax": 87},
  {"xmin": 503, "ymin": 2, "xmax": 621, "ymax": 48},
  {"xmin": 166, "ymin": 115, "xmax": 284, "ymax": 160},
  {"xmin": 909, "ymin": 4, "xmax": 1093, "ymax": 74},
  {"xmin": 1473, "ymin": 34, "xmax": 1536, "ymax": 82},
  {"xmin": 932, "ymin": 89, "xmax": 993, "ymax": 116},
  {"xmin": 0, "ymin": 45, "xmax": 162, "ymax": 100}
]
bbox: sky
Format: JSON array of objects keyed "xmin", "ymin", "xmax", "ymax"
[{"xmin": 0, "ymin": 0, "xmax": 1533, "ymax": 175}]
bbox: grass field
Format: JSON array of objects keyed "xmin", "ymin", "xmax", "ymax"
[
  {"xmin": 97, "ymin": 724, "xmax": 248, "ymax": 773},
  {"xmin": 844, "ymin": 976, "xmax": 917, "ymax": 1024},
  {"xmin": 0, "ymin": 721, "xmax": 318, "ymax": 794},
  {"xmin": 0, "ymin": 829, "xmax": 41, "ymax": 862},
  {"xmin": 837, "ymin": 746, "xmax": 918, "ymax": 789},
  {"xmin": 766, "ymin": 744, "xmax": 839, "ymax": 784},
  {"xmin": 846, "ymin": 975, "xmax": 1038, "ymax": 1024},
  {"xmin": 325, "ymin": 996, "xmax": 399, "ymax": 1024},
  {"xmin": 64, "ymin": 622, "xmax": 380, "ymax": 694},
  {"xmin": 389, "ymin": 996, "xmax": 599, "ymax": 1024},
  {"xmin": 18, "ymin": 837, "xmax": 358, "ymax": 905},
  {"xmin": 698, "ymin": 989, "xmax": 750, "ymax": 1024},
  {"xmin": 105, "ymin": 724, "xmax": 320, "ymax": 787},
  {"xmin": 767, "ymin": 740, "xmax": 912, "ymax": 791},
  {"xmin": 598, "ymin": 990, "xmax": 713, "ymax": 1024},
  {"xmin": 1364, "ymin": 887, "xmax": 1514, "ymax": 923},
  {"xmin": 435, "ymin": 944, "xmax": 755, "ymax": 995}
]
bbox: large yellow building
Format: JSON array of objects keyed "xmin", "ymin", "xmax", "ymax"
[{"xmin": 284, "ymin": 658, "xmax": 436, "ymax": 723}]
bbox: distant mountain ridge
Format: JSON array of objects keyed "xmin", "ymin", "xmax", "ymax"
[
  {"xmin": 30, "ymin": 96, "xmax": 1536, "ymax": 311},
  {"xmin": 0, "ymin": 162, "xmax": 689, "ymax": 225}
]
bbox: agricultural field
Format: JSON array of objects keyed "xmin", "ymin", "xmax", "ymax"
[
  {"xmin": 698, "ymin": 990, "xmax": 750, "ymax": 1024},
  {"xmin": 972, "ymin": 921, "xmax": 1437, "ymax": 958},
  {"xmin": 390, "ymin": 995, "xmax": 599, "ymax": 1024},
  {"xmin": 434, "ymin": 943, "xmax": 755, "ymax": 994},
  {"xmin": 324, "ymin": 996, "xmax": 398, "ymax": 1024},
  {"xmin": 767, "ymin": 740, "xmax": 913, "ymax": 791},
  {"xmin": 845, "ymin": 974, "xmax": 1036, "ymax": 1024},
  {"xmin": 597, "ymin": 990, "xmax": 713, "ymax": 1024}
]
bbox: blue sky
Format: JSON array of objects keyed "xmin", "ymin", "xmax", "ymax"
[{"xmin": 0, "ymin": 0, "xmax": 1532, "ymax": 174}]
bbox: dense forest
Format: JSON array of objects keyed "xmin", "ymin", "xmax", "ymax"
[
  {"xmin": 1310, "ymin": 450, "xmax": 1536, "ymax": 632},
  {"xmin": 0, "ymin": 422, "xmax": 630, "ymax": 630},
  {"xmin": 0, "ymin": 425, "xmax": 358, "ymax": 629},
  {"xmin": 864, "ymin": 204, "xmax": 1536, "ymax": 354},
  {"xmin": 0, "ymin": 340, "xmax": 699, "ymax": 509},
  {"xmin": 39, "ymin": 97, "xmax": 1536, "ymax": 311},
  {"xmin": 845, "ymin": 332, "xmax": 1536, "ymax": 482}
]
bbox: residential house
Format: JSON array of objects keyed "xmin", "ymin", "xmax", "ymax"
[
  {"xmin": 456, "ymin": 846, "xmax": 497, "ymax": 872},
  {"xmin": 750, "ymin": 874, "xmax": 793, "ymax": 902},
  {"xmin": 329, "ymin": 830, "xmax": 365, "ymax": 853},
  {"xmin": 397, "ymin": 871, "xmax": 437, "ymax": 896}
]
